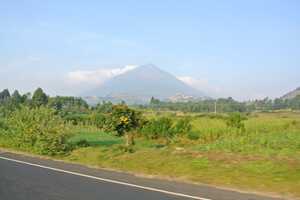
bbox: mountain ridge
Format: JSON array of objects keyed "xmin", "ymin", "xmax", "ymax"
[
  {"xmin": 281, "ymin": 87, "xmax": 300, "ymax": 100},
  {"xmin": 83, "ymin": 64, "xmax": 206, "ymax": 103}
]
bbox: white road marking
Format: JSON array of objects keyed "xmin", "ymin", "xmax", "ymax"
[{"xmin": 0, "ymin": 155, "xmax": 211, "ymax": 200}]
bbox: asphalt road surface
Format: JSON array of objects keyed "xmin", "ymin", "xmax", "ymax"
[{"xmin": 0, "ymin": 150, "xmax": 284, "ymax": 200}]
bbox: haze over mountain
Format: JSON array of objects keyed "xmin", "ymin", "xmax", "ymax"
[
  {"xmin": 281, "ymin": 87, "xmax": 300, "ymax": 100},
  {"xmin": 83, "ymin": 64, "xmax": 206, "ymax": 103}
]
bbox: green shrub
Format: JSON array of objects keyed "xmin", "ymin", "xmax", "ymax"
[
  {"xmin": 74, "ymin": 139, "xmax": 90, "ymax": 148},
  {"xmin": 0, "ymin": 118, "xmax": 8, "ymax": 131},
  {"xmin": 141, "ymin": 117, "xmax": 194, "ymax": 143},
  {"xmin": 89, "ymin": 113, "xmax": 112, "ymax": 131},
  {"xmin": 63, "ymin": 113, "xmax": 89, "ymax": 125},
  {"xmin": 291, "ymin": 120, "xmax": 297, "ymax": 126},
  {"xmin": 6, "ymin": 106, "xmax": 72, "ymax": 155},
  {"xmin": 226, "ymin": 112, "xmax": 247, "ymax": 131},
  {"xmin": 141, "ymin": 117, "xmax": 175, "ymax": 143},
  {"xmin": 187, "ymin": 132, "xmax": 200, "ymax": 140},
  {"xmin": 173, "ymin": 117, "xmax": 192, "ymax": 135}
]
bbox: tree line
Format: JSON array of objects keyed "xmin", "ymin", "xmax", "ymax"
[
  {"xmin": 0, "ymin": 88, "xmax": 193, "ymax": 154},
  {"xmin": 1, "ymin": 88, "xmax": 300, "ymax": 116},
  {"xmin": 142, "ymin": 96, "xmax": 300, "ymax": 113}
]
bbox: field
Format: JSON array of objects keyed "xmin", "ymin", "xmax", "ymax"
[{"xmin": 63, "ymin": 112, "xmax": 300, "ymax": 198}]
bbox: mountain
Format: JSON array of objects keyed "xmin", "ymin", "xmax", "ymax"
[
  {"xmin": 281, "ymin": 87, "xmax": 300, "ymax": 100},
  {"xmin": 83, "ymin": 64, "xmax": 206, "ymax": 104}
]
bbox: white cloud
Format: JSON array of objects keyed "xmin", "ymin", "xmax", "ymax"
[{"xmin": 66, "ymin": 65, "xmax": 137, "ymax": 85}]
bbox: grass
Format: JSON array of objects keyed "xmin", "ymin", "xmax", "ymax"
[
  {"xmin": 65, "ymin": 143, "xmax": 300, "ymax": 198},
  {"xmin": 1, "ymin": 111, "xmax": 300, "ymax": 198},
  {"xmin": 64, "ymin": 112, "xmax": 300, "ymax": 198},
  {"xmin": 68, "ymin": 130, "xmax": 123, "ymax": 147},
  {"xmin": 190, "ymin": 112, "xmax": 300, "ymax": 157}
]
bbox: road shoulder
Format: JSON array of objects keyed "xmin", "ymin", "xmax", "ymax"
[{"xmin": 0, "ymin": 149, "xmax": 287, "ymax": 200}]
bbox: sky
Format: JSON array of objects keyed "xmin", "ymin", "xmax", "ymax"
[{"xmin": 0, "ymin": 0, "xmax": 300, "ymax": 100}]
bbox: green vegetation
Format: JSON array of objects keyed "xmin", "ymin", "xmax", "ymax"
[
  {"xmin": 140, "ymin": 117, "xmax": 192, "ymax": 144},
  {"xmin": 0, "ymin": 88, "xmax": 300, "ymax": 198},
  {"xmin": 145, "ymin": 96, "xmax": 300, "ymax": 112},
  {"xmin": 64, "ymin": 113, "xmax": 300, "ymax": 198},
  {"xmin": 225, "ymin": 112, "xmax": 247, "ymax": 131},
  {"xmin": 0, "ymin": 106, "xmax": 72, "ymax": 155},
  {"xmin": 109, "ymin": 104, "xmax": 142, "ymax": 146},
  {"xmin": 32, "ymin": 87, "xmax": 48, "ymax": 107}
]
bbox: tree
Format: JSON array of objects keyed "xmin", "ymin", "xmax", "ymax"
[
  {"xmin": 95, "ymin": 101, "xmax": 113, "ymax": 113},
  {"xmin": 11, "ymin": 90, "xmax": 23, "ymax": 104},
  {"xmin": 48, "ymin": 96, "xmax": 89, "ymax": 112},
  {"xmin": 273, "ymin": 98, "xmax": 287, "ymax": 110},
  {"xmin": 150, "ymin": 97, "xmax": 160, "ymax": 105},
  {"xmin": 0, "ymin": 90, "xmax": 24, "ymax": 112},
  {"xmin": 110, "ymin": 104, "xmax": 142, "ymax": 146},
  {"xmin": 0, "ymin": 89, "xmax": 10, "ymax": 102},
  {"xmin": 32, "ymin": 88, "xmax": 48, "ymax": 107},
  {"xmin": 289, "ymin": 95, "xmax": 300, "ymax": 110},
  {"xmin": 21, "ymin": 93, "xmax": 31, "ymax": 105}
]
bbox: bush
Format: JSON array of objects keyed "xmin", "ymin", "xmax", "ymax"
[
  {"xmin": 5, "ymin": 106, "xmax": 72, "ymax": 155},
  {"xmin": 89, "ymin": 113, "xmax": 112, "ymax": 131},
  {"xmin": 173, "ymin": 117, "xmax": 192, "ymax": 135},
  {"xmin": 141, "ymin": 117, "xmax": 175, "ymax": 143},
  {"xmin": 0, "ymin": 118, "xmax": 8, "ymax": 131},
  {"xmin": 63, "ymin": 113, "xmax": 89, "ymax": 125},
  {"xmin": 226, "ymin": 112, "xmax": 247, "ymax": 131},
  {"xmin": 141, "ymin": 117, "xmax": 193, "ymax": 142},
  {"xmin": 187, "ymin": 132, "xmax": 200, "ymax": 140},
  {"xmin": 74, "ymin": 139, "xmax": 90, "ymax": 148}
]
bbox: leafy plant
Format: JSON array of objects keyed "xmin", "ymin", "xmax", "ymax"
[
  {"xmin": 89, "ymin": 113, "xmax": 112, "ymax": 131},
  {"xmin": 141, "ymin": 117, "xmax": 176, "ymax": 144},
  {"xmin": 187, "ymin": 131, "xmax": 200, "ymax": 140},
  {"xmin": 173, "ymin": 117, "xmax": 192, "ymax": 135},
  {"xmin": 0, "ymin": 118, "xmax": 8, "ymax": 131},
  {"xmin": 32, "ymin": 88, "xmax": 48, "ymax": 107},
  {"xmin": 109, "ymin": 105, "xmax": 142, "ymax": 146},
  {"xmin": 6, "ymin": 106, "xmax": 72, "ymax": 155},
  {"xmin": 226, "ymin": 112, "xmax": 247, "ymax": 131},
  {"xmin": 74, "ymin": 139, "xmax": 90, "ymax": 148}
]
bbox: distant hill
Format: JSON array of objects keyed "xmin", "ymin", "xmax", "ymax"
[
  {"xmin": 281, "ymin": 87, "xmax": 300, "ymax": 100},
  {"xmin": 83, "ymin": 64, "xmax": 206, "ymax": 104}
]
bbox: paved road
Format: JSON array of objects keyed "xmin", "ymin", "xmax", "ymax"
[{"xmin": 0, "ymin": 151, "xmax": 285, "ymax": 200}]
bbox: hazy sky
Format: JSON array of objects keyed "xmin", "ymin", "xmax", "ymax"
[{"xmin": 1, "ymin": 0, "xmax": 299, "ymax": 100}]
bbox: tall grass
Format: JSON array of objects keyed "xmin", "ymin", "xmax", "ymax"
[
  {"xmin": 64, "ymin": 112, "xmax": 300, "ymax": 197},
  {"xmin": 187, "ymin": 113, "xmax": 300, "ymax": 157}
]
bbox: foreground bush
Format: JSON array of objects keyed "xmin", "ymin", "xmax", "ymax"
[
  {"xmin": 173, "ymin": 117, "xmax": 192, "ymax": 134},
  {"xmin": 226, "ymin": 112, "xmax": 247, "ymax": 131},
  {"xmin": 141, "ymin": 117, "xmax": 192, "ymax": 144},
  {"xmin": 89, "ymin": 112, "xmax": 112, "ymax": 131},
  {"xmin": 141, "ymin": 117, "xmax": 174, "ymax": 140},
  {"xmin": 109, "ymin": 105, "xmax": 142, "ymax": 146},
  {"xmin": 4, "ymin": 106, "xmax": 72, "ymax": 155}
]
